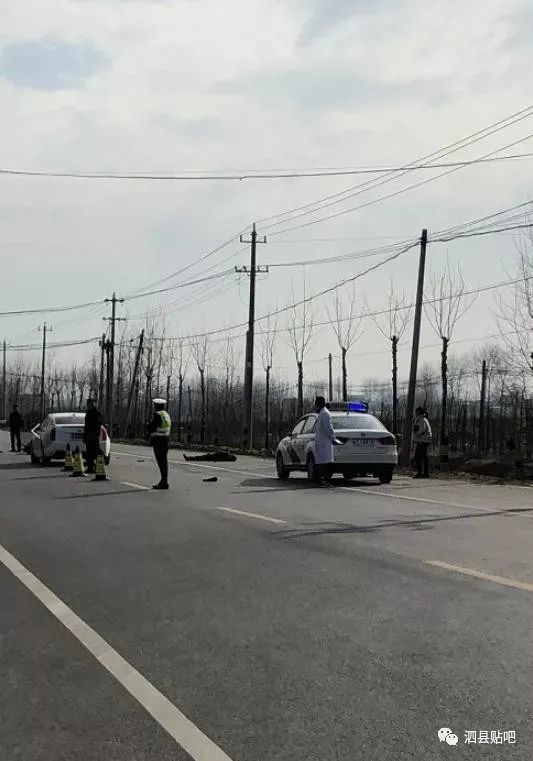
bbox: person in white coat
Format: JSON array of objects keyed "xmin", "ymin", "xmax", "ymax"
[{"xmin": 314, "ymin": 396, "xmax": 340, "ymax": 485}]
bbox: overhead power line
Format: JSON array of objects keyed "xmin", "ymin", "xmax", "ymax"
[
  {"xmin": 266, "ymin": 131, "xmax": 533, "ymax": 237},
  {"xmin": 255, "ymin": 103, "xmax": 533, "ymax": 229},
  {"xmin": 2, "ymin": 152, "xmax": 533, "ymax": 181},
  {"xmin": 155, "ymin": 271, "xmax": 533, "ymax": 346}
]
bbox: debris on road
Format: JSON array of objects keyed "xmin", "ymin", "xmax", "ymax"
[{"xmin": 203, "ymin": 476, "xmax": 218, "ymax": 483}]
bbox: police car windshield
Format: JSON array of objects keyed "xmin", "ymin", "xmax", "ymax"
[
  {"xmin": 53, "ymin": 416, "xmax": 85, "ymax": 425},
  {"xmin": 331, "ymin": 413, "xmax": 385, "ymax": 431}
]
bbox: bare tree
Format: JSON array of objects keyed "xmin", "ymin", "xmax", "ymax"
[
  {"xmin": 190, "ymin": 334, "xmax": 208, "ymax": 444},
  {"xmin": 498, "ymin": 231, "xmax": 533, "ymax": 375},
  {"xmin": 326, "ymin": 285, "xmax": 363, "ymax": 402},
  {"xmin": 174, "ymin": 339, "xmax": 189, "ymax": 442},
  {"xmin": 424, "ymin": 257, "xmax": 477, "ymax": 446},
  {"xmin": 369, "ymin": 282, "xmax": 412, "ymax": 434},
  {"xmin": 287, "ymin": 282, "xmax": 314, "ymax": 418},
  {"xmin": 260, "ymin": 314, "xmax": 277, "ymax": 449}
]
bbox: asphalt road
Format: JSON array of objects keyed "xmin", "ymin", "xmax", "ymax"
[{"xmin": 1, "ymin": 431, "xmax": 532, "ymax": 760}]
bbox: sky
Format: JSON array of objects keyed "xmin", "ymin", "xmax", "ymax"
[{"xmin": 1, "ymin": 0, "xmax": 533, "ymax": 397}]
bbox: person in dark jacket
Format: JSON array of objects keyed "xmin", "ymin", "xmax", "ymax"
[
  {"xmin": 9, "ymin": 404, "xmax": 23, "ymax": 452},
  {"xmin": 83, "ymin": 399, "xmax": 103, "ymax": 474},
  {"xmin": 148, "ymin": 399, "xmax": 171, "ymax": 490}
]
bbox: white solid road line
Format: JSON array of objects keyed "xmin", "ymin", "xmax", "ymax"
[
  {"xmin": 0, "ymin": 544, "xmax": 234, "ymax": 761},
  {"xmin": 216, "ymin": 507, "xmax": 287, "ymax": 525},
  {"xmin": 121, "ymin": 481, "xmax": 151, "ymax": 491},
  {"xmin": 426, "ymin": 560, "xmax": 533, "ymax": 593}
]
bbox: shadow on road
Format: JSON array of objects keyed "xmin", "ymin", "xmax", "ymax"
[
  {"xmin": 275, "ymin": 505, "xmax": 533, "ymax": 540},
  {"xmin": 14, "ymin": 473, "xmax": 68, "ymax": 481},
  {"xmin": 236, "ymin": 477, "xmax": 381, "ymax": 493},
  {"xmin": 56, "ymin": 488, "xmax": 147, "ymax": 500},
  {"xmin": 0, "ymin": 461, "xmax": 34, "ymax": 471}
]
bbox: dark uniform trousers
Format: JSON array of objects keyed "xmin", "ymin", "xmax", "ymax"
[
  {"xmin": 85, "ymin": 439, "xmax": 101, "ymax": 474},
  {"xmin": 152, "ymin": 436, "xmax": 169, "ymax": 485},
  {"xmin": 10, "ymin": 429, "xmax": 22, "ymax": 452}
]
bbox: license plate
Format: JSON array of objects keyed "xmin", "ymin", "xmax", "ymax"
[
  {"xmin": 352, "ymin": 439, "xmax": 375, "ymax": 447},
  {"xmin": 71, "ymin": 432, "xmax": 84, "ymax": 440}
]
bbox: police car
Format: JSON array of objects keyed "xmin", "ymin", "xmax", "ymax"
[{"xmin": 276, "ymin": 401, "xmax": 397, "ymax": 483}]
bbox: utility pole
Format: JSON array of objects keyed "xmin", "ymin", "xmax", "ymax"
[
  {"xmin": 479, "ymin": 359, "xmax": 487, "ymax": 453},
  {"xmin": 99, "ymin": 333, "xmax": 106, "ymax": 411},
  {"xmin": 401, "ymin": 229, "xmax": 428, "ymax": 465},
  {"xmin": 125, "ymin": 330, "xmax": 144, "ymax": 436},
  {"xmin": 1, "ymin": 340, "xmax": 6, "ymax": 421},
  {"xmin": 237, "ymin": 224, "xmax": 267, "ymax": 449},
  {"xmin": 39, "ymin": 323, "xmax": 51, "ymax": 420},
  {"xmin": 103, "ymin": 292, "xmax": 125, "ymax": 436},
  {"xmin": 328, "ymin": 353, "xmax": 333, "ymax": 401}
]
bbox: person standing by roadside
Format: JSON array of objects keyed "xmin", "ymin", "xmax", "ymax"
[
  {"xmin": 83, "ymin": 398, "xmax": 103, "ymax": 475},
  {"xmin": 9, "ymin": 404, "xmax": 23, "ymax": 453},
  {"xmin": 412, "ymin": 406, "xmax": 432, "ymax": 478},
  {"xmin": 314, "ymin": 396, "xmax": 341, "ymax": 486},
  {"xmin": 148, "ymin": 398, "xmax": 171, "ymax": 490}
]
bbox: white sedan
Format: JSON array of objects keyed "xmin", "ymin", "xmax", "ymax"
[
  {"xmin": 29, "ymin": 412, "xmax": 111, "ymax": 465},
  {"xmin": 276, "ymin": 403, "xmax": 397, "ymax": 483}
]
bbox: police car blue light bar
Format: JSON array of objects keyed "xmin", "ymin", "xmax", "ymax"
[
  {"xmin": 328, "ymin": 400, "xmax": 369, "ymax": 413},
  {"xmin": 348, "ymin": 400, "xmax": 368, "ymax": 412}
]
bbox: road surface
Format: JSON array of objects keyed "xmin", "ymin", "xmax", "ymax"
[{"xmin": 1, "ymin": 431, "xmax": 532, "ymax": 760}]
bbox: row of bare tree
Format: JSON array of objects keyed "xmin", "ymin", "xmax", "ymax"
[{"xmin": 3, "ymin": 237, "xmax": 532, "ymax": 457}]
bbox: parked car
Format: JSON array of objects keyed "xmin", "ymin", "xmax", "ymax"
[
  {"xmin": 29, "ymin": 413, "xmax": 111, "ymax": 465},
  {"xmin": 276, "ymin": 401, "xmax": 397, "ymax": 483}
]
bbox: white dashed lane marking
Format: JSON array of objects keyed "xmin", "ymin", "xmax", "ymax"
[
  {"xmin": 121, "ymin": 481, "xmax": 151, "ymax": 491},
  {"xmin": 216, "ymin": 507, "xmax": 286, "ymax": 525},
  {"xmin": 425, "ymin": 561, "xmax": 533, "ymax": 593}
]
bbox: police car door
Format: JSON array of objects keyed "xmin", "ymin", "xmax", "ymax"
[
  {"xmin": 287, "ymin": 417, "xmax": 306, "ymax": 467},
  {"xmin": 299, "ymin": 414, "xmax": 318, "ymax": 462}
]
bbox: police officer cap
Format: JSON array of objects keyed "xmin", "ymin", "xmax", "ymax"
[{"xmin": 153, "ymin": 398, "xmax": 166, "ymax": 406}]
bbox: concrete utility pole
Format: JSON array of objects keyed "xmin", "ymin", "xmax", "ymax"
[
  {"xmin": 104, "ymin": 293, "xmax": 125, "ymax": 436},
  {"xmin": 99, "ymin": 333, "xmax": 106, "ymax": 410},
  {"xmin": 125, "ymin": 330, "xmax": 144, "ymax": 436},
  {"xmin": 1, "ymin": 340, "xmax": 6, "ymax": 421},
  {"xmin": 479, "ymin": 359, "xmax": 488, "ymax": 453},
  {"xmin": 402, "ymin": 229, "xmax": 428, "ymax": 465},
  {"xmin": 237, "ymin": 224, "xmax": 267, "ymax": 449},
  {"xmin": 38, "ymin": 323, "xmax": 52, "ymax": 420},
  {"xmin": 328, "ymin": 353, "xmax": 333, "ymax": 401}
]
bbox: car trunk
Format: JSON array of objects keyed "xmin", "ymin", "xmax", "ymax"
[
  {"xmin": 332, "ymin": 426, "xmax": 395, "ymax": 462},
  {"xmin": 56, "ymin": 424, "xmax": 85, "ymax": 446}
]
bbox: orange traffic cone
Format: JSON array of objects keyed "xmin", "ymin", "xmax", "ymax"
[
  {"xmin": 93, "ymin": 453, "xmax": 108, "ymax": 482},
  {"xmin": 62, "ymin": 443, "xmax": 74, "ymax": 472},
  {"xmin": 70, "ymin": 447, "xmax": 85, "ymax": 477}
]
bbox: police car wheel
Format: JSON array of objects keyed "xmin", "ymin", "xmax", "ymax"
[
  {"xmin": 378, "ymin": 468, "xmax": 393, "ymax": 484},
  {"xmin": 276, "ymin": 453, "xmax": 290, "ymax": 480}
]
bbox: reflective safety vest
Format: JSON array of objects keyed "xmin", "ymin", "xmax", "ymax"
[{"xmin": 154, "ymin": 410, "xmax": 171, "ymax": 437}]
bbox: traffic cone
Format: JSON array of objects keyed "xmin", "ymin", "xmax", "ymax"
[
  {"xmin": 70, "ymin": 447, "xmax": 85, "ymax": 477},
  {"xmin": 93, "ymin": 452, "xmax": 108, "ymax": 482},
  {"xmin": 62, "ymin": 443, "xmax": 74, "ymax": 472}
]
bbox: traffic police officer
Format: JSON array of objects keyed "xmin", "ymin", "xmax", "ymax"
[{"xmin": 148, "ymin": 398, "xmax": 171, "ymax": 490}]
